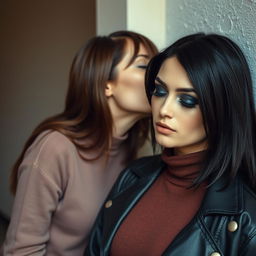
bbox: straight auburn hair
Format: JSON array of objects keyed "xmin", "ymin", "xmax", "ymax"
[
  {"xmin": 146, "ymin": 33, "xmax": 256, "ymax": 190},
  {"xmin": 10, "ymin": 31, "xmax": 158, "ymax": 194}
]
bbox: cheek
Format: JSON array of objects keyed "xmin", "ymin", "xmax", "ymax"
[
  {"xmin": 180, "ymin": 110, "xmax": 205, "ymax": 136},
  {"xmin": 119, "ymin": 73, "xmax": 149, "ymax": 104},
  {"xmin": 114, "ymin": 71, "xmax": 151, "ymax": 113},
  {"xmin": 119, "ymin": 71, "xmax": 145, "ymax": 89},
  {"xmin": 151, "ymin": 98, "xmax": 161, "ymax": 120}
]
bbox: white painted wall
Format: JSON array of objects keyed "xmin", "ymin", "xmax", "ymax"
[
  {"xmin": 96, "ymin": 0, "xmax": 166, "ymax": 50},
  {"xmin": 166, "ymin": 0, "xmax": 256, "ymax": 98},
  {"xmin": 127, "ymin": 0, "xmax": 166, "ymax": 50}
]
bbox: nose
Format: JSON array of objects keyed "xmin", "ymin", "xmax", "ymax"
[{"xmin": 159, "ymin": 97, "xmax": 174, "ymax": 119}]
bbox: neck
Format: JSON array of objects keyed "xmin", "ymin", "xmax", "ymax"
[
  {"xmin": 108, "ymin": 99, "xmax": 149, "ymax": 138},
  {"xmin": 161, "ymin": 149, "xmax": 206, "ymax": 187},
  {"xmin": 173, "ymin": 141, "xmax": 208, "ymax": 156},
  {"xmin": 112, "ymin": 113, "xmax": 145, "ymax": 137}
]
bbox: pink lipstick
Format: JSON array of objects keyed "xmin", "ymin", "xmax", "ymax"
[{"xmin": 155, "ymin": 122, "xmax": 176, "ymax": 135}]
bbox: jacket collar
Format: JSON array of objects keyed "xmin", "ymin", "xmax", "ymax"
[
  {"xmin": 200, "ymin": 174, "xmax": 244, "ymax": 215},
  {"xmin": 132, "ymin": 155, "xmax": 244, "ymax": 215},
  {"xmin": 101, "ymin": 156, "xmax": 244, "ymax": 253},
  {"xmin": 132, "ymin": 155, "xmax": 164, "ymax": 177},
  {"xmin": 102, "ymin": 156, "xmax": 163, "ymax": 253}
]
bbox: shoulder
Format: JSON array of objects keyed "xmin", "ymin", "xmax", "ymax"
[
  {"xmin": 34, "ymin": 130, "xmax": 75, "ymax": 153},
  {"xmin": 24, "ymin": 130, "xmax": 76, "ymax": 163},
  {"xmin": 20, "ymin": 130, "xmax": 78, "ymax": 177},
  {"xmin": 122, "ymin": 154, "xmax": 164, "ymax": 178},
  {"xmin": 111, "ymin": 155, "xmax": 164, "ymax": 194},
  {"xmin": 237, "ymin": 181, "xmax": 256, "ymax": 251},
  {"xmin": 18, "ymin": 130, "xmax": 78, "ymax": 189},
  {"xmin": 242, "ymin": 182, "xmax": 256, "ymax": 221},
  {"xmin": 127, "ymin": 154, "xmax": 163, "ymax": 173}
]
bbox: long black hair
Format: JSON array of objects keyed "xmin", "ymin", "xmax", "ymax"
[{"xmin": 145, "ymin": 33, "xmax": 256, "ymax": 190}]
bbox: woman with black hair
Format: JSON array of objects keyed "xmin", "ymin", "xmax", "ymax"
[{"xmin": 85, "ymin": 33, "xmax": 256, "ymax": 256}]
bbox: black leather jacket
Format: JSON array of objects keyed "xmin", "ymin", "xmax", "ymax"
[{"xmin": 85, "ymin": 155, "xmax": 256, "ymax": 256}]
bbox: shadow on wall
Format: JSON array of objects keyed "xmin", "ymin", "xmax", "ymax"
[{"xmin": 0, "ymin": 0, "xmax": 96, "ymax": 217}]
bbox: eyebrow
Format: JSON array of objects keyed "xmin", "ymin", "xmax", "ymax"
[{"xmin": 155, "ymin": 76, "xmax": 196, "ymax": 93}]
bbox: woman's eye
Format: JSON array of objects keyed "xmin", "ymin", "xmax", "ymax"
[
  {"xmin": 152, "ymin": 84, "xmax": 168, "ymax": 97},
  {"xmin": 136, "ymin": 65, "xmax": 147, "ymax": 69},
  {"xmin": 177, "ymin": 94, "xmax": 198, "ymax": 108}
]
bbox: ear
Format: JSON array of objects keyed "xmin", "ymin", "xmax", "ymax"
[{"xmin": 105, "ymin": 81, "xmax": 114, "ymax": 97}]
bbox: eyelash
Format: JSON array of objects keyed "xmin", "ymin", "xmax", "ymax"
[
  {"xmin": 152, "ymin": 84, "xmax": 198, "ymax": 108},
  {"xmin": 177, "ymin": 95, "xmax": 198, "ymax": 108},
  {"xmin": 152, "ymin": 84, "xmax": 167, "ymax": 97},
  {"xmin": 136, "ymin": 65, "xmax": 147, "ymax": 69}
]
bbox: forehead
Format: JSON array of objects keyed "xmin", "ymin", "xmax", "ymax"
[
  {"xmin": 115, "ymin": 38, "xmax": 149, "ymax": 71},
  {"xmin": 157, "ymin": 57, "xmax": 193, "ymax": 89},
  {"xmin": 123, "ymin": 38, "xmax": 149, "ymax": 58}
]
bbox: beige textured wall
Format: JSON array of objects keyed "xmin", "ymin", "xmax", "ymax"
[
  {"xmin": 0, "ymin": 0, "xmax": 96, "ymax": 216},
  {"xmin": 127, "ymin": 0, "xmax": 166, "ymax": 50}
]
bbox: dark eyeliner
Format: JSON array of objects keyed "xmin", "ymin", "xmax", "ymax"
[
  {"xmin": 136, "ymin": 65, "xmax": 147, "ymax": 69},
  {"xmin": 153, "ymin": 83, "xmax": 168, "ymax": 97},
  {"xmin": 178, "ymin": 94, "xmax": 198, "ymax": 108}
]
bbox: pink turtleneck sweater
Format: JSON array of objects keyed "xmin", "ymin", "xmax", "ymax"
[
  {"xmin": 2, "ymin": 130, "xmax": 128, "ymax": 256},
  {"xmin": 111, "ymin": 150, "xmax": 207, "ymax": 256}
]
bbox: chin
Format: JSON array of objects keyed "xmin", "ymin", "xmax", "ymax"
[{"xmin": 155, "ymin": 135, "xmax": 174, "ymax": 148}]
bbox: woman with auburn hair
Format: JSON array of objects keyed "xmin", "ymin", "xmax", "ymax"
[
  {"xmin": 2, "ymin": 31, "xmax": 158, "ymax": 255},
  {"xmin": 85, "ymin": 33, "xmax": 256, "ymax": 256}
]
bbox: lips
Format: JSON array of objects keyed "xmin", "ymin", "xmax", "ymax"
[
  {"xmin": 156, "ymin": 122, "xmax": 176, "ymax": 131},
  {"xmin": 155, "ymin": 122, "xmax": 176, "ymax": 135}
]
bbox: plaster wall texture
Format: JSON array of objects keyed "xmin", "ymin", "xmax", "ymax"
[{"xmin": 166, "ymin": 0, "xmax": 256, "ymax": 98}]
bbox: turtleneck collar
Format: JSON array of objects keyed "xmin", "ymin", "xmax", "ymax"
[
  {"xmin": 77, "ymin": 133, "xmax": 128, "ymax": 159},
  {"xmin": 161, "ymin": 149, "xmax": 206, "ymax": 187}
]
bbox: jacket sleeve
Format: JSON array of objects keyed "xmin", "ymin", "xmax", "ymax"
[{"xmin": 2, "ymin": 133, "xmax": 69, "ymax": 255}]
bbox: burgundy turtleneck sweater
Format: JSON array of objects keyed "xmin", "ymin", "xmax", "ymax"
[{"xmin": 111, "ymin": 150, "xmax": 207, "ymax": 256}]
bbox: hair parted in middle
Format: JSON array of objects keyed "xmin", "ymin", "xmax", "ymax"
[{"xmin": 145, "ymin": 33, "xmax": 256, "ymax": 190}]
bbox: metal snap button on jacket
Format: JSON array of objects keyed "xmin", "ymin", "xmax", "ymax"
[
  {"xmin": 105, "ymin": 200, "xmax": 112, "ymax": 208},
  {"xmin": 210, "ymin": 252, "xmax": 221, "ymax": 256},
  {"xmin": 228, "ymin": 221, "xmax": 238, "ymax": 232}
]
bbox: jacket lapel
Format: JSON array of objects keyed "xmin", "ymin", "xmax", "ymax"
[
  {"xmin": 100, "ymin": 155, "xmax": 244, "ymax": 254},
  {"xmin": 200, "ymin": 175, "xmax": 243, "ymax": 216},
  {"xmin": 101, "ymin": 161, "xmax": 164, "ymax": 253}
]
